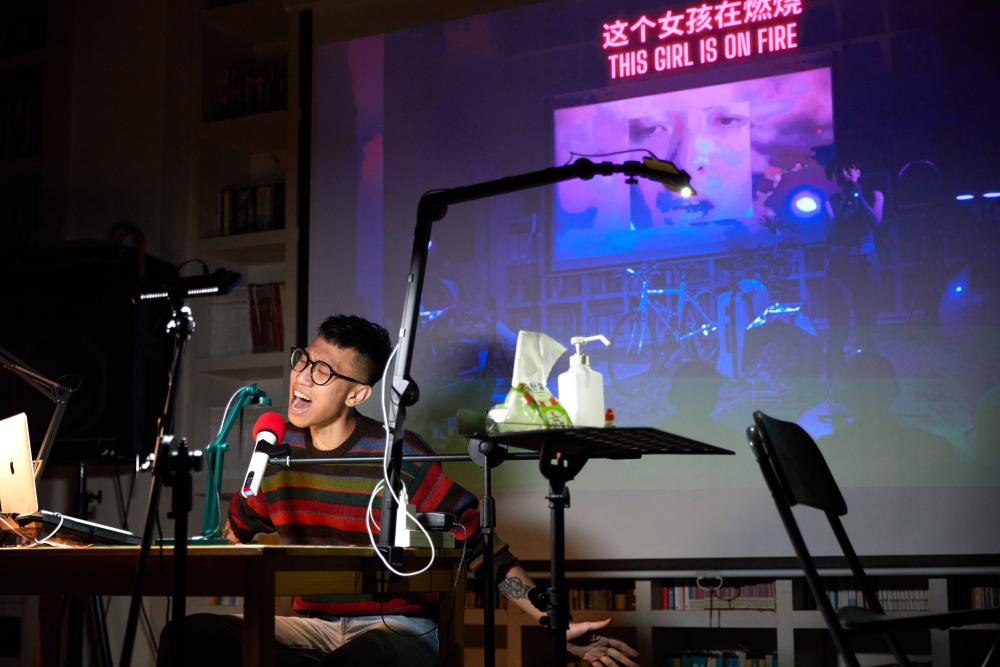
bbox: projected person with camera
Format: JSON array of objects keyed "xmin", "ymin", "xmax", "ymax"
[{"xmin": 158, "ymin": 314, "xmax": 638, "ymax": 666}]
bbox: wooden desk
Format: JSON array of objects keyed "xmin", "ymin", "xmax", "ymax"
[{"xmin": 0, "ymin": 544, "xmax": 463, "ymax": 666}]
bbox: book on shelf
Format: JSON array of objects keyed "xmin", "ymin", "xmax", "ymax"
[
  {"xmin": 217, "ymin": 182, "xmax": 285, "ymax": 236},
  {"xmin": 248, "ymin": 282, "xmax": 285, "ymax": 354},
  {"xmin": 567, "ymin": 586, "xmax": 636, "ymax": 611},
  {"xmin": 209, "ymin": 282, "xmax": 284, "ymax": 357},
  {"xmin": 586, "ymin": 313, "xmax": 617, "ymax": 340},
  {"xmin": 548, "ymin": 307, "xmax": 580, "ymax": 344},
  {"xmin": 660, "ymin": 582, "xmax": 776, "ymax": 611},
  {"xmin": 210, "ymin": 285, "xmax": 253, "ymax": 357},
  {"xmin": 971, "ymin": 585, "xmax": 999, "ymax": 609},
  {"xmin": 660, "ymin": 651, "xmax": 776, "ymax": 667},
  {"xmin": 215, "ymin": 61, "xmax": 287, "ymax": 120},
  {"xmin": 793, "ymin": 578, "xmax": 929, "ymax": 612}
]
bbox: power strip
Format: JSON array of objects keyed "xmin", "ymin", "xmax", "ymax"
[{"xmin": 394, "ymin": 489, "xmax": 456, "ymax": 549}]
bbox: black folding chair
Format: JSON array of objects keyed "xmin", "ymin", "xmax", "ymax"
[{"xmin": 746, "ymin": 410, "xmax": 1000, "ymax": 667}]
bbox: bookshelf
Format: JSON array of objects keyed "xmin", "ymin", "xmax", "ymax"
[
  {"xmin": 493, "ymin": 212, "xmax": 934, "ymax": 366},
  {"xmin": 463, "ymin": 559, "xmax": 1000, "ymax": 666},
  {"xmin": 0, "ymin": 1, "xmax": 69, "ymax": 250},
  {"xmin": 493, "ymin": 210, "xmax": 932, "ymax": 373},
  {"xmin": 182, "ymin": 0, "xmax": 299, "ymax": 458}
]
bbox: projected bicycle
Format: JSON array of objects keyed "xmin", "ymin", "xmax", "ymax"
[{"xmin": 608, "ymin": 264, "xmax": 719, "ymax": 395}]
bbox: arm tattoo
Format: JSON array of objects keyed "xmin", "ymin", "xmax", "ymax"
[{"xmin": 498, "ymin": 576, "xmax": 532, "ymax": 600}]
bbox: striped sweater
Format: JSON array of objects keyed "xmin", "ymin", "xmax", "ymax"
[{"xmin": 228, "ymin": 414, "xmax": 515, "ymax": 617}]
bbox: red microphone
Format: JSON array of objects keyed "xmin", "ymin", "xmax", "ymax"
[{"xmin": 241, "ymin": 411, "xmax": 286, "ymax": 498}]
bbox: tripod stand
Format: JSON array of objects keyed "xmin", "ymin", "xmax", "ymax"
[
  {"xmin": 473, "ymin": 426, "xmax": 733, "ymax": 665},
  {"xmin": 119, "ymin": 299, "xmax": 204, "ymax": 667}
]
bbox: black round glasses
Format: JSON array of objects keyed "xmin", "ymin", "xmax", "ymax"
[{"xmin": 289, "ymin": 347, "xmax": 368, "ymax": 386}]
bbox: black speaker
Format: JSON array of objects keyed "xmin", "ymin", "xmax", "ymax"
[{"xmin": 0, "ymin": 242, "xmax": 176, "ymax": 464}]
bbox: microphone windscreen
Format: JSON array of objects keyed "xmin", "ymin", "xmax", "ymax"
[{"xmin": 252, "ymin": 411, "xmax": 286, "ymax": 442}]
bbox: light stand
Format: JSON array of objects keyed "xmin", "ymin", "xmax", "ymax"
[
  {"xmin": 120, "ymin": 269, "xmax": 240, "ymax": 667},
  {"xmin": 375, "ymin": 157, "xmax": 694, "ymax": 666}
]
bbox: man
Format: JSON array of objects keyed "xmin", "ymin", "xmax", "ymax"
[
  {"xmin": 159, "ymin": 314, "xmax": 638, "ymax": 666},
  {"xmin": 823, "ymin": 158, "xmax": 884, "ymax": 384}
]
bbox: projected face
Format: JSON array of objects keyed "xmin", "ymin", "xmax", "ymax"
[
  {"xmin": 628, "ymin": 101, "xmax": 752, "ymax": 227},
  {"xmin": 552, "ymin": 68, "xmax": 832, "ymax": 269}
]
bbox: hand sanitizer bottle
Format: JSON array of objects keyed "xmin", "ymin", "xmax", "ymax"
[{"xmin": 557, "ymin": 335, "xmax": 610, "ymax": 427}]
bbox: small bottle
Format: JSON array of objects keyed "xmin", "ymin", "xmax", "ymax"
[{"xmin": 604, "ymin": 408, "xmax": 616, "ymax": 428}]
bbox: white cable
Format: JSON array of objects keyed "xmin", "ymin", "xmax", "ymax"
[
  {"xmin": 34, "ymin": 512, "xmax": 71, "ymax": 548},
  {"xmin": 366, "ymin": 341, "xmax": 437, "ymax": 577},
  {"xmin": 452, "ymin": 524, "xmax": 468, "ymax": 593},
  {"xmin": 367, "ymin": 479, "xmax": 385, "ymax": 532}
]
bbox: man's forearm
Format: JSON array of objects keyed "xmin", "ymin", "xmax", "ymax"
[{"xmin": 497, "ymin": 565, "xmax": 544, "ymax": 622}]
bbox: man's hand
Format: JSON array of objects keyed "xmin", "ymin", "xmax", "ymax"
[
  {"xmin": 566, "ymin": 618, "xmax": 639, "ymax": 666},
  {"xmin": 221, "ymin": 520, "xmax": 240, "ymax": 545},
  {"xmin": 495, "ymin": 567, "xmax": 640, "ymax": 665}
]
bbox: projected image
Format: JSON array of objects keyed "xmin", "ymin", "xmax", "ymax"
[
  {"xmin": 628, "ymin": 101, "xmax": 752, "ymax": 228},
  {"xmin": 553, "ymin": 68, "xmax": 833, "ymax": 271},
  {"xmin": 312, "ymin": 7, "xmax": 1000, "ymax": 562}
]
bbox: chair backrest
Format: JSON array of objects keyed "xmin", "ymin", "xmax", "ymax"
[
  {"xmin": 750, "ymin": 410, "xmax": 847, "ymax": 516},
  {"xmin": 748, "ymin": 410, "xmax": 912, "ymax": 667}
]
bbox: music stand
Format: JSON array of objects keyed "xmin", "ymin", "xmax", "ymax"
[{"xmin": 472, "ymin": 426, "xmax": 733, "ymax": 666}]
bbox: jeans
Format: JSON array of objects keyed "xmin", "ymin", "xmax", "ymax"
[
  {"xmin": 157, "ymin": 612, "xmax": 439, "ymax": 666},
  {"xmin": 824, "ymin": 248, "xmax": 881, "ymax": 380}
]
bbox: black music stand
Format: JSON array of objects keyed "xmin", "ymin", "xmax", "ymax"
[{"xmin": 472, "ymin": 426, "xmax": 733, "ymax": 666}]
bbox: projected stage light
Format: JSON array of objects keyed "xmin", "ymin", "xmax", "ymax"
[
  {"xmin": 793, "ymin": 192, "xmax": 820, "ymax": 214},
  {"xmin": 982, "ymin": 191, "xmax": 1000, "ymax": 199},
  {"xmin": 786, "ymin": 187, "xmax": 824, "ymax": 219},
  {"xmin": 955, "ymin": 194, "xmax": 976, "ymax": 201}
]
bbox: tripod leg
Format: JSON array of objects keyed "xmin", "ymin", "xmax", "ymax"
[
  {"xmin": 67, "ymin": 595, "xmax": 83, "ymax": 667},
  {"xmin": 89, "ymin": 595, "xmax": 113, "ymax": 667}
]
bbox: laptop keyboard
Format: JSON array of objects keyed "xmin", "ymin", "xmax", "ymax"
[{"xmin": 12, "ymin": 510, "xmax": 141, "ymax": 545}]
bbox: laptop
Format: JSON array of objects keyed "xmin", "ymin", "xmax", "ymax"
[{"xmin": 0, "ymin": 412, "xmax": 141, "ymax": 546}]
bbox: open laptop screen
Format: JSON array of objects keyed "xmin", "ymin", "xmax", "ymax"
[{"xmin": 0, "ymin": 412, "xmax": 39, "ymax": 516}]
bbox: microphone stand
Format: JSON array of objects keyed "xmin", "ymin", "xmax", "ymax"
[
  {"xmin": 269, "ymin": 441, "xmax": 536, "ymax": 665},
  {"xmin": 376, "ymin": 158, "xmax": 693, "ymax": 666},
  {"xmin": 199, "ymin": 384, "xmax": 270, "ymax": 540},
  {"xmin": 120, "ymin": 297, "xmax": 203, "ymax": 667}
]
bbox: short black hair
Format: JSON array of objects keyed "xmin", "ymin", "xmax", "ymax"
[
  {"xmin": 825, "ymin": 156, "xmax": 860, "ymax": 184},
  {"xmin": 316, "ymin": 314, "xmax": 392, "ymax": 385}
]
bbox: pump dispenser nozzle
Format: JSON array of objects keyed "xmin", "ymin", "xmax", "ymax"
[{"xmin": 568, "ymin": 335, "xmax": 610, "ymax": 366}]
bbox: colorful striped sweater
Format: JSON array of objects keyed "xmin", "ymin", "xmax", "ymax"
[{"xmin": 228, "ymin": 414, "xmax": 516, "ymax": 617}]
